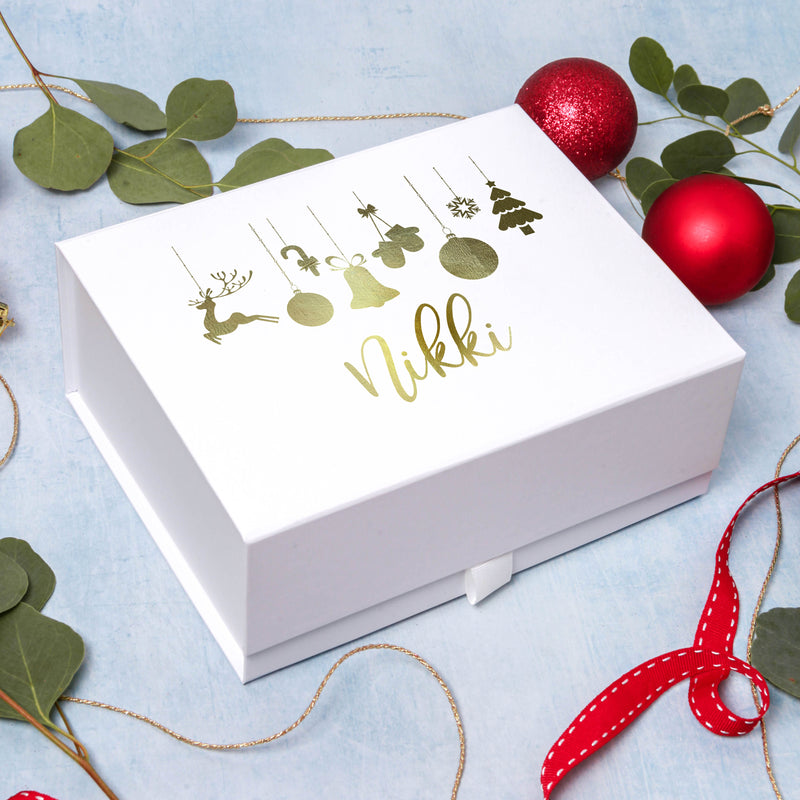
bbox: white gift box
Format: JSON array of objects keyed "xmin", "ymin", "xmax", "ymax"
[{"xmin": 56, "ymin": 106, "xmax": 744, "ymax": 681}]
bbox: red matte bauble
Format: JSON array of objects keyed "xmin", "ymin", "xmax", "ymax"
[
  {"xmin": 641, "ymin": 174, "xmax": 775, "ymax": 305},
  {"xmin": 516, "ymin": 58, "xmax": 637, "ymax": 181}
]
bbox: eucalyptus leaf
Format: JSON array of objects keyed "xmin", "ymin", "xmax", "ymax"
[
  {"xmin": 751, "ymin": 607, "xmax": 800, "ymax": 695},
  {"xmin": 218, "ymin": 138, "xmax": 334, "ymax": 191},
  {"xmin": 0, "ymin": 538, "xmax": 56, "ymax": 611},
  {"xmin": 673, "ymin": 64, "xmax": 700, "ymax": 94},
  {"xmin": 640, "ymin": 177, "xmax": 677, "ymax": 214},
  {"xmin": 625, "ymin": 157, "xmax": 672, "ymax": 199},
  {"xmin": 786, "ymin": 269, "xmax": 800, "ymax": 323},
  {"xmin": 751, "ymin": 262, "xmax": 775, "ymax": 291},
  {"xmin": 13, "ymin": 102, "xmax": 114, "ymax": 191},
  {"xmin": 724, "ymin": 78, "xmax": 771, "ymax": 134},
  {"xmin": 629, "ymin": 37, "xmax": 673, "ymax": 95},
  {"xmin": 107, "ymin": 137, "xmax": 213, "ymax": 204},
  {"xmin": 0, "ymin": 551, "xmax": 27, "ymax": 614},
  {"xmin": 769, "ymin": 206, "xmax": 800, "ymax": 264},
  {"xmin": 0, "ymin": 602, "xmax": 84, "ymax": 724},
  {"xmin": 778, "ymin": 103, "xmax": 800, "ymax": 155},
  {"xmin": 165, "ymin": 78, "xmax": 237, "ymax": 142},
  {"xmin": 73, "ymin": 78, "xmax": 167, "ymax": 132},
  {"xmin": 660, "ymin": 130, "xmax": 736, "ymax": 179},
  {"xmin": 677, "ymin": 84, "xmax": 729, "ymax": 118},
  {"xmin": 726, "ymin": 174, "xmax": 786, "ymax": 192}
]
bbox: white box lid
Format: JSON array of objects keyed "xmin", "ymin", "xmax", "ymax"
[{"xmin": 57, "ymin": 105, "xmax": 743, "ymax": 544}]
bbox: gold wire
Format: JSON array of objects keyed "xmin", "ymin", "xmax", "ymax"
[
  {"xmin": 64, "ymin": 643, "xmax": 466, "ymax": 799},
  {"xmin": 725, "ymin": 84, "xmax": 800, "ymax": 134},
  {"xmin": 238, "ymin": 111, "xmax": 467, "ymax": 124},
  {"xmin": 0, "ymin": 373, "xmax": 19, "ymax": 468},
  {"xmin": 0, "ymin": 82, "xmax": 466, "ymax": 123},
  {"xmin": 0, "ymin": 81, "xmax": 89, "ymax": 100},
  {"xmin": 745, "ymin": 432, "xmax": 800, "ymax": 800}
]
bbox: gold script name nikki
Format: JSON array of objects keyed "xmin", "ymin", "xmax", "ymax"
[{"xmin": 344, "ymin": 292, "xmax": 512, "ymax": 402}]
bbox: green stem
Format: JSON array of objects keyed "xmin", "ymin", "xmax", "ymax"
[
  {"xmin": 56, "ymin": 700, "xmax": 90, "ymax": 758},
  {"xmin": 0, "ymin": 10, "xmax": 58, "ymax": 105},
  {"xmin": 643, "ymin": 106, "xmax": 800, "ymax": 179},
  {"xmin": 0, "ymin": 687, "xmax": 120, "ymax": 800},
  {"xmin": 111, "ymin": 146, "xmax": 207, "ymax": 198},
  {"xmin": 639, "ymin": 114, "xmax": 687, "ymax": 125},
  {"xmin": 730, "ymin": 132, "xmax": 800, "ymax": 178}
]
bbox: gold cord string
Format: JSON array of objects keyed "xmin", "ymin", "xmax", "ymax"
[
  {"xmin": 744, "ymin": 432, "xmax": 800, "ymax": 800},
  {"xmin": 65, "ymin": 643, "xmax": 466, "ymax": 799},
  {"xmin": 0, "ymin": 373, "xmax": 19, "ymax": 468},
  {"xmin": 0, "ymin": 81, "xmax": 89, "ymax": 100},
  {"xmin": 0, "ymin": 82, "xmax": 466, "ymax": 123},
  {"xmin": 725, "ymin": 84, "xmax": 800, "ymax": 135}
]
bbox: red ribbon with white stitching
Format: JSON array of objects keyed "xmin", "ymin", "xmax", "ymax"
[{"xmin": 541, "ymin": 468, "xmax": 800, "ymax": 799}]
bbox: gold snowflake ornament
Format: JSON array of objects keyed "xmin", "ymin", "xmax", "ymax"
[{"xmin": 446, "ymin": 196, "xmax": 480, "ymax": 219}]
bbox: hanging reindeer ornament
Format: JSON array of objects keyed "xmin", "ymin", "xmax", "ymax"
[{"xmin": 173, "ymin": 248, "xmax": 279, "ymax": 344}]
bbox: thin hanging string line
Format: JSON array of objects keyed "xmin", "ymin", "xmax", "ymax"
[
  {"xmin": 63, "ymin": 643, "xmax": 465, "ymax": 800},
  {"xmin": 725, "ymin": 84, "xmax": 800, "ymax": 135},
  {"xmin": 404, "ymin": 176, "xmax": 448, "ymax": 232},
  {"xmin": 433, "ymin": 167, "xmax": 458, "ymax": 198},
  {"xmin": 745, "ymin": 431, "xmax": 800, "ymax": 800},
  {"xmin": 468, "ymin": 156, "xmax": 489, "ymax": 182},
  {"xmin": 249, "ymin": 222, "xmax": 298, "ymax": 292},
  {"xmin": 0, "ymin": 373, "xmax": 19, "ymax": 468},
  {"xmin": 308, "ymin": 206, "xmax": 348, "ymax": 259},
  {"xmin": 0, "ymin": 82, "xmax": 467, "ymax": 123},
  {"xmin": 172, "ymin": 246, "xmax": 203, "ymax": 293},
  {"xmin": 266, "ymin": 217, "xmax": 288, "ymax": 246}
]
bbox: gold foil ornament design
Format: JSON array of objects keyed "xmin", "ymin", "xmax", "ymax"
[
  {"xmin": 433, "ymin": 167, "xmax": 480, "ymax": 219},
  {"xmin": 469, "ymin": 156, "xmax": 543, "ymax": 236},
  {"xmin": 355, "ymin": 194, "xmax": 424, "ymax": 269},
  {"xmin": 174, "ymin": 248, "xmax": 279, "ymax": 344},
  {"xmin": 249, "ymin": 224, "xmax": 334, "ymax": 327},
  {"xmin": 286, "ymin": 291, "xmax": 334, "ymax": 326},
  {"xmin": 404, "ymin": 176, "xmax": 498, "ymax": 280},
  {"xmin": 266, "ymin": 218, "xmax": 322, "ymax": 276},
  {"xmin": 308, "ymin": 206, "xmax": 400, "ymax": 309},
  {"xmin": 282, "ymin": 244, "xmax": 321, "ymax": 276},
  {"xmin": 438, "ymin": 237, "xmax": 499, "ymax": 280}
]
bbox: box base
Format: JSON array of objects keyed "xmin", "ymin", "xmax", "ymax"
[
  {"xmin": 237, "ymin": 471, "xmax": 708, "ymax": 681},
  {"xmin": 66, "ymin": 384, "xmax": 711, "ymax": 682}
]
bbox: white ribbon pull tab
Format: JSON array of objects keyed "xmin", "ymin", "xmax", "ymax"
[{"xmin": 464, "ymin": 552, "xmax": 513, "ymax": 605}]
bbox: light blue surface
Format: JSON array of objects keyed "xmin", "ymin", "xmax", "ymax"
[{"xmin": 1, "ymin": 2, "xmax": 799, "ymax": 799}]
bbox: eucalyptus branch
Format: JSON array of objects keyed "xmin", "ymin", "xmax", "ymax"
[
  {"xmin": 0, "ymin": 687, "xmax": 119, "ymax": 800},
  {"xmin": 55, "ymin": 700, "xmax": 90, "ymax": 759},
  {"xmin": 0, "ymin": 10, "xmax": 58, "ymax": 105},
  {"xmin": 627, "ymin": 36, "xmax": 800, "ymax": 322},
  {"xmin": 0, "ymin": 15, "xmax": 333, "ymax": 203},
  {"xmin": 642, "ymin": 102, "xmax": 800, "ymax": 178}
]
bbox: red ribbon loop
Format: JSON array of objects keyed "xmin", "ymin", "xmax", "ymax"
[{"xmin": 540, "ymin": 470, "xmax": 800, "ymax": 799}]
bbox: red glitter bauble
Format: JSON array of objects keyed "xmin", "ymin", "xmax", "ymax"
[
  {"xmin": 7, "ymin": 794, "xmax": 60, "ymax": 800},
  {"xmin": 516, "ymin": 58, "xmax": 637, "ymax": 181},
  {"xmin": 642, "ymin": 174, "xmax": 774, "ymax": 305}
]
